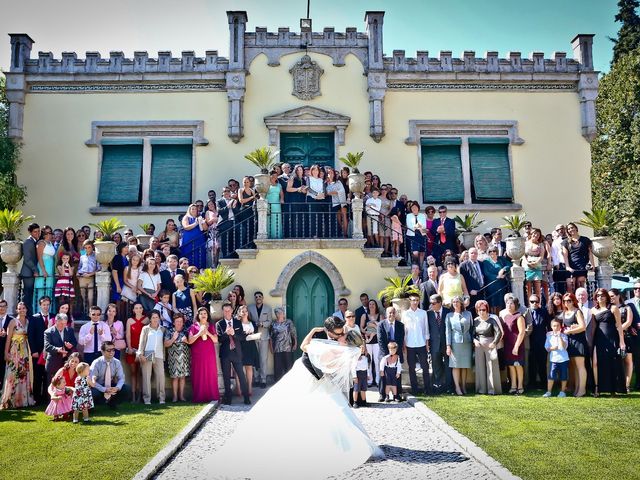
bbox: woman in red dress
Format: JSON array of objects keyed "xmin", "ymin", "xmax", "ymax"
[
  {"xmin": 188, "ymin": 307, "xmax": 220, "ymax": 402},
  {"xmin": 126, "ymin": 302, "xmax": 149, "ymax": 402}
]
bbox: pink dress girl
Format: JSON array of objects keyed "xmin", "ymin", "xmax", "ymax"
[
  {"xmin": 391, "ymin": 214, "xmax": 403, "ymax": 244},
  {"xmin": 54, "ymin": 259, "xmax": 76, "ymax": 300},
  {"xmin": 45, "ymin": 377, "xmax": 74, "ymax": 419}
]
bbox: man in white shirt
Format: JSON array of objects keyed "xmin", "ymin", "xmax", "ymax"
[
  {"xmin": 550, "ymin": 224, "xmax": 568, "ymax": 294},
  {"xmin": 402, "ymin": 293, "xmax": 432, "ymax": 395},
  {"xmin": 78, "ymin": 305, "xmax": 112, "ymax": 364},
  {"xmin": 332, "ymin": 298, "xmax": 348, "ymax": 321},
  {"xmin": 90, "ymin": 341, "xmax": 129, "ymax": 409}
]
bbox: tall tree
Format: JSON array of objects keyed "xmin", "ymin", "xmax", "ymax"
[
  {"xmin": 610, "ymin": 0, "xmax": 640, "ymax": 64},
  {"xmin": 591, "ymin": 49, "xmax": 640, "ymax": 276},
  {"xmin": 0, "ymin": 75, "xmax": 27, "ymax": 210}
]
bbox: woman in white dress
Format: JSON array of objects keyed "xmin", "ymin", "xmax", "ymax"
[{"xmin": 209, "ymin": 324, "xmax": 383, "ymax": 480}]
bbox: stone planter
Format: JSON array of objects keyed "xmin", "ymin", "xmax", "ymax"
[
  {"xmin": 459, "ymin": 231, "xmax": 477, "ymax": 250},
  {"xmin": 505, "ymin": 236, "xmax": 525, "ymax": 262},
  {"xmin": 136, "ymin": 234, "xmax": 152, "ymax": 250},
  {"xmin": 591, "ymin": 235, "xmax": 613, "ymax": 266},
  {"xmin": 94, "ymin": 241, "xmax": 117, "ymax": 269},
  {"xmin": 391, "ymin": 297, "xmax": 410, "ymax": 317},
  {"xmin": 209, "ymin": 299, "xmax": 225, "ymax": 321},
  {"xmin": 254, "ymin": 173, "xmax": 270, "ymax": 195},
  {"xmin": 0, "ymin": 240, "xmax": 23, "ymax": 273},
  {"xmin": 348, "ymin": 173, "xmax": 365, "ymax": 198}
]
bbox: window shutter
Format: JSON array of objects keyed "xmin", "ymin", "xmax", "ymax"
[
  {"xmin": 468, "ymin": 139, "xmax": 513, "ymax": 202},
  {"xmin": 98, "ymin": 144, "xmax": 143, "ymax": 205},
  {"xmin": 149, "ymin": 142, "xmax": 193, "ymax": 205},
  {"xmin": 421, "ymin": 139, "xmax": 464, "ymax": 203}
]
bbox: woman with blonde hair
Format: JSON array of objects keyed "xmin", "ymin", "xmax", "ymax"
[{"xmin": 181, "ymin": 203, "xmax": 207, "ymax": 270}]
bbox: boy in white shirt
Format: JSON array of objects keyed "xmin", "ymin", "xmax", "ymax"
[
  {"xmin": 365, "ymin": 188, "xmax": 382, "ymax": 247},
  {"xmin": 379, "ymin": 342, "xmax": 403, "ymax": 402},
  {"xmin": 351, "ymin": 344, "xmax": 371, "ymax": 408},
  {"xmin": 543, "ymin": 318, "xmax": 569, "ymax": 398}
]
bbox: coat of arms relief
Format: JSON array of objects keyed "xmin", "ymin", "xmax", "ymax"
[{"xmin": 289, "ymin": 55, "xmax": 324, "ymax": 100}]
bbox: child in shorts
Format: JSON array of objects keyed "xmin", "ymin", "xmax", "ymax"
[{"xmin": 543, "ymin": 318, "xmax": 569, "ymax": 398}]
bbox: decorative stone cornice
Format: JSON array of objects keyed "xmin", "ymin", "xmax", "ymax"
[
  {"xmin": 405, "ymin": 120, "xmax": 524, "ymax": 146},
  {"xmin": 264, "ymin": 106, "xmax": 351, "ymax": 146},
  {"xmin": 85, "ymin": 120, "xmax": 209, "ymax": 147}
]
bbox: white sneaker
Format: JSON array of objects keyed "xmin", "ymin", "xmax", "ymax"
[
  {"xmin": 557, "ymin": 391, "xmax": 566, "ymax": 398},
  {"xmin": 542, "ymin": 391, "xmax": 552, "ymax": 398}
]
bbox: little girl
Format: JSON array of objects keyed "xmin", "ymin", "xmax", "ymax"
[
  {"xmin": 72, "ymin": 362, "xmax": 95, "ymax": 423},
  {"xmin": 389, "ymin": 207, "xmax": 403, "ymax": 258},
  {"xmin": 45, "ymin": 375, "xmax": 74, "ymax": 420},
  {"xmin": 379, "ymin": 342, "xmax": 402, "ymax": 402},
  {"xmin": 54, "ymin": 252, "xmax": 76, "ymax": 305},
  {"xmin": 351, "ymin": 344, "xmax": 371, "ymax": 408}
]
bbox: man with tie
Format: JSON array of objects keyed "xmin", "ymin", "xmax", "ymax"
[
  {"xmin": 90, "ymin": 341, "xmax": 130, "ymax": 408},
  {"xmin": 626, "ymin": 282, "xmax": 640, "ymax": 390},
  {"xmin": 28, "ymin": 295, "xmax": 51, "ymax": 404},
  {"xmin": 216, "ymin": 303, "xmax": 250, "ymax": 405},
  {"xmin": 377, "ymin": 305, "xmax": 405, "ymax": 401},
  {"xmin": 427, "ymin": 294, "xmax": 452, "ymax": 394},
  {"xmin": 523, "ymin": 295, "xmax": 550, "ymax": 390},
  {"xmin": 20, "ymin": 222, "xmax": 40, "ymax": 315},
  {"xmin": 78, "ymin": 306, "xmax": 112, "ymax": 365},
  {"xmin": 44, "ymin": 313, "xmax": 77, "ymax": 384},
  {"xmin": 489, "ymin": 228, "xmax": 508, "ymax": 258},
  {"xmin": 248, "ymin": 291, "xmax": 272, "ymax": 388},
  {"xmin": 402, "ymin": 293, "xmax": 431, "ymax": 395},
  {"xmin": 420, "ymin": 266, "xmax": 440, "ymax": 311},
  {"xmin": 460, "ymin": 248, "xmax": 486, "ymax": 316},
  {"xmin": 429, "ymin": 206, "xmax": 457, "ymax": 266},
  {"xmin": 160, "ymin": 254, "xmax": 186, "ymax": 294},
  {"xmin": 0, "ymin": 299, "xmax": 14, "ymax": 390}
]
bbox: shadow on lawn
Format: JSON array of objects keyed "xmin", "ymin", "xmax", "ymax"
[
  {"xmin": 378, "ymin": 445, "xmax": 469, "ymax": 464},
  {"xmin": 0, "ymin": 408, "xmax": 38, "ymax": 422}
]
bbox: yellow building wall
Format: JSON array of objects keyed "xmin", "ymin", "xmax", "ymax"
[{"xmin": 19, "ymin": 51, "xmax": 591, "ymax": 235}]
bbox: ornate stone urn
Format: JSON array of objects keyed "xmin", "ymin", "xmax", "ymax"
[
  {"xmin": 591, "ymin": 236, "xmax": 613, "ymax": 265},
  {"xmin": 0, "ymin": 240, "xmax": 23, "ymax": 273},
  {"xmin": 459, "ymin": 232, "xmax": 477, "ymax": 250},
  {"xmin": 136, "ymin": 234, "xmax": 152, "ymax": 250},
  {"xmin": 348, "ymin": 173, "xmax": 365, "ymax": 198},
  {"xmin": 94, "ymin": 241, "xmax": 117, "ymax": 269},
  {"xmin": 210, "ymin": 299, "xmax": 225, "ymax": 321},
  {"xmin": 505, "ymin": 236, "xmax": 525, "ymax": 262},
  {"xmin": 254, "ymin": 173, "xmax": 270, "ymax": 195},
  {"xmin": 391, "ymin": 297, "xmax": 410, "ymax": 316}
]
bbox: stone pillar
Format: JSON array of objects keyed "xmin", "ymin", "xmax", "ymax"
[
  {"xmin": 227, "ymin": 11, "xmax": 247, "ymax": 70},
  {"xmin": 226, "ymin": 12, "xmax": 248, "ymax": 143},
  {"xmin": 256, "ymin": 197, "xmax": 268, "ymax": 240},
  {"xmin": 364, "ymin": 11, "xmax": 385, "ymax": 70},
  {"xmin": 596, "ymin": 266, "xmax": 614, "ymax": 290},
  {"xmin": 572, "ymin": 34, "xmax": 598, "ymax": 142},
  {"xmin": 1, "ymin": 272, "xmax": 20, "ymax": 314},
  {"xmin": 510, "ymin": 266, "xmax": 525, "ymax": 306},
  {"xmin": 571, "ymin": 34, "xmax": 594, "ymax": 71},
  {"xmin": 95, "ymin": 271, "xmax": 111, "ymax": 313},
  {"xmin": 351, "ymin": 198, "xmax": 364, "ymax": 240}
]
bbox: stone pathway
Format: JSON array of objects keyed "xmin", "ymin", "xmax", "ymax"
[{"xmin": 154, "ymin": 391, "xmax": 504, "ymax": 480}]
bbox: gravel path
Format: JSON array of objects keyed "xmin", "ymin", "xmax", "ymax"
[{"xmin": 154, "ymin": 389, "xmax": 504, "ymax": 480}]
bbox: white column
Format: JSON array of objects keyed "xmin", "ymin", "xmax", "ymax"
[
  {"xmin": 1, "ymin": 272, "xmax": 20, "ymax": 314},
  {"xmin": 256, "ymin": 197, "xmax": 268, "ymax": 240},
  {"xmin": 596, "ymin": 265, "xmax": 613, "ymax": 291},
  {"xmin": 351, "ymin": 198, "xmax": 364, "ymax": 239},
  {"xmin": 95, "ymin": 271, "xmax": 111, "ymax": 312},
  {"xmin": 510, "ymin": 265, "xmax": 525, "ymax": 306}
]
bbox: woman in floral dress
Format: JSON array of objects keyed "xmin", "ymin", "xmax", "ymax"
[
  {"xmin": 163, "ymin": 314, "xmax": 191, "ymax": 402},
  {"xmin": 0, "ymin": 302, "xmax": 35, "ymax": 409}
]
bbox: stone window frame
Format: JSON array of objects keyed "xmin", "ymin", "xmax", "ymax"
[
  {"xmin": 405, "ymin": 120, "xmax": 524, "ymax": 212},
  {"xmin": 86, "ymin": 120, "xmax": 209, "ymax": 215}
]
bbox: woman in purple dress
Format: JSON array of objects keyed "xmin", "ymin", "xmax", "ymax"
[
  {"xmin": 188, "ymin": 307, "xmax": 220, "ymax": 402},
  {"xmin": 500, "ymin": 296, "xmax": 526, "ymax": 394}
]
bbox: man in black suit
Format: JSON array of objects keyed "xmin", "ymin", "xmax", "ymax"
[
  {"xmin": 354, "ymin": 293, "xmax": 369, "ymax": 327},
  {"xmin": 0, "ymin": 299, "xmax": 13, "ymax": 389},
  {"xmin": 429, "ymin": 206, "xmax": 457, "ymax": 265},
  {"xmin": 159, "ymin": 254, "xmax": 185, "ymax": 294},
  {"xmin": 489, "ymin": 227, "xmax": 508, "ymax": 258},
  {"xmin": 217, "ymin": 188, "xmax": 241, "ymax": 258},
  {"xmin": 420, "ymin": 265, "xmax": 439, "ymax": 311},
  {"xmin": 44, "ymin": 313, "xmax": 78, "ymax": 383},
  {"xmin": 20, "ymin": 222, "xmax": 40, "ymax": 315},
  {"xmin": 459, "ymin": 247, "xmax": 485, "ymax": 316},
  {"xmin": 377, "ymin": 305, "xmax": 405, "ymax": 401},
  {"xmin": 427, "ymin": 294, "xmax": 452, "ymax": 394},
  {"xmin": 215, "ymin": 302, "xmax": 250, "ymax": 405},
  {"xmin": 28, "ymin": 295, "xmax": 52, "ymax": 404}
]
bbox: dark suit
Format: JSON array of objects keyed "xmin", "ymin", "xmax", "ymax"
[
  {"xmin": 215, "ymin": 317, "xmax": 249, "ymax": 402},
  {"xmin": 20, "ymin": 236, "xmax": 38, "ymax": 315},
  {"xmin": 460, "ymin": 260, "xmax": 485, "ymax": 314},
  {"xmin": 377, "ymin": 319, "xmax": 405, "ymax": 398},
  {"xmin": 626, "ymin": 299, "xmax": 640, "ymax": 389},
  {"xmin": 429, "ymin": 217, "xmax": 457, "ymax": 265},
  {"xmin": 28, "ymin": 312, "xmax": 49, "ymax": 404},
  {"xmin": 217, "ymin": 198, "xmax": 241, "ymax": 258},
  {"xmin": 427, "ymin": 307, "xmax": 453, "ymax": 393},
  {"xmin": 419, "ymin": 280, "xmax": 439, "ymax": 311},
  {"xmin": 0, "ymin": 315, "xmax": 13, "ymax": 388},
  {"xmin": 44, "ymin": 325, "xmax": 78, "ymax": 381},
  {"xmin": 490, "ymin": 240, "xmax": 508, "ymax": 258},
  {"xmin": 159, "ymin": 268, "xmax": 186, "ymax": 294},
  {"xmin": 354, "ymin": 305, "xmax": 368, "ymax": 328}
]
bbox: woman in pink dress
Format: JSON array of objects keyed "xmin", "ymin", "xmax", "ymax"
[{"xmin": 188, "ymin": 307, "xmax": 220, "ymax": 402}]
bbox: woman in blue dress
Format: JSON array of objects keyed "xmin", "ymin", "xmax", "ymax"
[
  {"xmin": 266, "ymin": 169, "xmax": 284, "ymax": 239},
  {"xmin": 180, "ymin": 204, "xmax": 207, "ymax": 270},
  {"xmin": 34, "ymin": 228, "xmax": 56, "ymax": 312},
  {"xmin": 482, "ymin": 246, "xmax": 511, "ymax": 314}
]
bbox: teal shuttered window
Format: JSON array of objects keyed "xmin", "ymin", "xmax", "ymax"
[
  {"xmin": 468, "ymin": 138, "xmax": 513, "ymax": 203},
  {"xmin": 149, "ymin": 140, "xmax": 193, "ymax": 205},
  {"xmin": 420, "ymin": 138, "xmax": 464, "ymax": 203},
  {"xmin": 98, "ymin": 143, "xmax": 143, "ymax": 205}
]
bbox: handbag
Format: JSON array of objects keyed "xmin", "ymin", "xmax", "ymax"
[{"xmin": 114, "ymin": 338, "xmax": 127, "ymax": 350}]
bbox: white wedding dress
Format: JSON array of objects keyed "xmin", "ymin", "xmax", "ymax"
[{"xmin": 208, "ymin": 339, "xmax": 384, "ymax": 480}]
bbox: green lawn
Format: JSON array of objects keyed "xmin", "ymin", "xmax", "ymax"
[
  {"xmin": 0, "ymin": 402, "xmax": 206, "ymax": 480},
  {"xmin": 422, "ymin": 391, "xmax": 640, "ymax": 480}
]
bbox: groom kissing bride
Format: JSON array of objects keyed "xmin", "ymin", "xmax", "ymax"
[{"xmin": 208, "ymin": 315, "xmax": 384, "ymax": 480}]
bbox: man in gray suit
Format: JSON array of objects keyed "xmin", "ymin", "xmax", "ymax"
[
  {"xmin": 44, "ymin": 313, "xmax": 78, "ymax": 383},
  {"xmin": 427, "ymin": 294, "xmax": 452, "ymax": 394},
  {"xmin": 247, "ymin": 291, "xmax": 272, "ymax": 388},
  {"xmin": 20, "ymin": 223, "xmax": 40, "ymax": 315}
]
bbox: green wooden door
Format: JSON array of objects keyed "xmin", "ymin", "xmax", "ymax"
[
  {"xmin": 280, "ymin": 132, "xmax": 334, "ymax": 168},
  {"xmin": 286, "ymin": 263, "xmax": 335, "ymax": 356}
]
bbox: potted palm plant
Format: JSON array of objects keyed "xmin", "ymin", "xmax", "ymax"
[
  {"xmin": 577, "ymin": 208, "xmax": 619, "ymax": 265},
  {"xmin": 454, "ymin": 212, "xmax": 485, "ymax": 249},
  {"xmin": 500, "ymin": 213, "xmax": 527, "ymax": 261},
  {"xmin": 244, "ymin": 146, "xmax": 279, "ymax": 195},
  {"xmin": 137, "ymin": 223, "xmax": 153, "ymax": 249},
  {"xmin": 339, "ymin": 151, "xmax": 365, "ymax": 198},
  {"xmin": 0, "ymin": 209, "xmax": 35, "ymax": 273},
  {"xmin": 190, "ymin": 265, "xmax": 236, "ymax": 320},
  {"xmin": 377, "ymin": 274, "xmax": 420, "ymax": 315},
  {"xmin": 89, "ymin": 217, "xmax": 125, "ymax": 269}
]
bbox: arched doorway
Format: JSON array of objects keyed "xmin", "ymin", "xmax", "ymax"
[{"xmin": 286, "ymin": 263, "xmax": 335, "ymax": 355}]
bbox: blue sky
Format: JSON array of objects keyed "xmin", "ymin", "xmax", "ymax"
[{"xmin": 0, "ymin": 0, "xmax": 619, "ymax": 72}]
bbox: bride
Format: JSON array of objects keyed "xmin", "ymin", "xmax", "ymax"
[{"xmin": 209, "ymin": 316, "xmax": 384, "ymax": 479}]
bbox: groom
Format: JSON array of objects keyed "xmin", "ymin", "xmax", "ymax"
[
  {"xmin": 216, "ymin": 302, "xmax": 250, "ymax": 405},
  {"xmin": 301, "ymin": 316, "xmax": 346, "ymax": 380}
]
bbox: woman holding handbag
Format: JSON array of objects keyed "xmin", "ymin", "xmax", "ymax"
[
  {"xmin": 137, "ymin": 257, "xmax": 161, "ymax": 314},
  {"xmin": 136, "ymin": 310, "xmax": 166, "ymax": 405}
]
